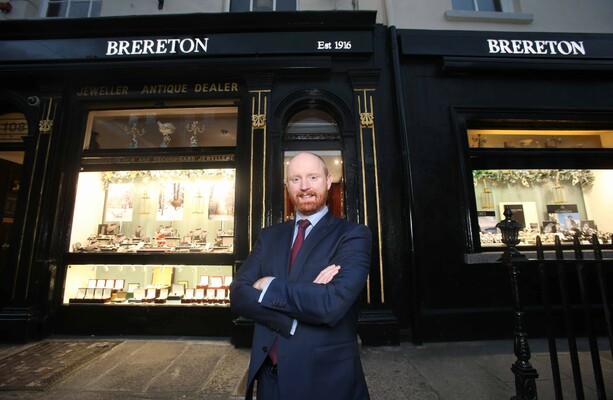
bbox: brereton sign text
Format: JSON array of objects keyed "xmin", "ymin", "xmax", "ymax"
[
  {"xmin": 106, "ymin": 37, "xmax": 209, "ymax": 56},
  {"xmin": 487, "ymin": 39, "xmax": 585, "ymax": 56}
]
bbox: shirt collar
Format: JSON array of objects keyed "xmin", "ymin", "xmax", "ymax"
[{"xmin": 296, "ymin": 206, "xmax": 328, "ymax": 228}]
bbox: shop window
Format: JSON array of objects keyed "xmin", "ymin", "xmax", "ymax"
[
  {"xmin": 69, "ymin": 168, "xmax": 236, "ymax": 254},
  {"xmin": 468, "ymin": 128, "xmax": 613, "ymax": 149},
  {"xmin": 467, "ymin": 127, "xmax": 613, "ymax": 248},
  {"xmin": 45, "ymin": 0, "xmax": 102, "ymax": 18},
  {"xmin": 63, "ymin": 264, "xmax": 233, "ymax": 306},
  {"xmin": 85, "ymin": 107, "xmax": 238, "ymax": 150},
  {"xmin": 474, "ymin": 168, "xmax": 612, "ymax": 247},
  {"xmin": 230, "ymin": 0, "xmax": 297, "ymax": 12}
]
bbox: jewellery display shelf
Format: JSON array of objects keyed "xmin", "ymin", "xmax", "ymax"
[{"xmin": 63, "ymin": 263, "xmax": 233, "ymax": 307}]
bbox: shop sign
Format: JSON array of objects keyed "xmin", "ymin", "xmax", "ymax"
[
  {"xmin": 76, "ymin": 82, "xmax": 239, "ymax": 97},
  {"xmin": 0, "ymin": 31, "xmax": 372, "ymax": 62},
  {"xmin": 486, "ymin": 39, "xmax": 585, "ymax": 56},
  {"xmin": 400, "ymin": 30, "xmax": 612, "ymax": 59}
]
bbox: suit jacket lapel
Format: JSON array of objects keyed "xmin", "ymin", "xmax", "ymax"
[{"xmin": 288, "ymin": 212, "xmax": 335, "ymax": 280}]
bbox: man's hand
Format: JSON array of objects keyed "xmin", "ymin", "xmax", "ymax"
[
  {"xmin": 252, "ymin": 276, "xmax": 274, "ymax": 291},
  {"xmin": 313, "ymin": 264, "xmax": 340, "ymax": 284}
]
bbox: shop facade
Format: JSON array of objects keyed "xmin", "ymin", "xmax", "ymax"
[
  {"xmin": 0, "ymin": 12, "xmax": 406, "ymax": 344},
  {"xmin": 1, "ymin": 12, "xmax": 612, "ymax": 345},
  {"xmin": 396, "ymin": 29, "xmax": 613, "ymax": 342}
]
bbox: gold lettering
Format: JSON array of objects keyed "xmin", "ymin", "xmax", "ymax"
[
  {"xmin": 192, "ymin": 82, "xmax": 238, "ymax": 93},
  {"xmin": 76, "ymin": 86, "xmax": 128, "ymax": 96}
]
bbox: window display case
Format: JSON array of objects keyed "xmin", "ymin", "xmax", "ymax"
[
  {"xmin": 473, "ymin": 169, "xmax": 613, "ymax": 247},
  {"xmin": 468, "ymin": 127, "xmax": 613, "ymax": 248},
  {"xmin": 63, "ymin": 264, "xmax": 233, "ymax": 306},
  {"xmin": 62, "ymin": 104, "xmax": 239, "ymax": 315},
  {"xmin": 69, "ymin": 168, "xmax": 235, "ymax": 254}
]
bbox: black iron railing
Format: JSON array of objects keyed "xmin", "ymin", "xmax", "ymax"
[{"xmin": 498, "ymin": 208, "xmax": 613, "ymax": 400}]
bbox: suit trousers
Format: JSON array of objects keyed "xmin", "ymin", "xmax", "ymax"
[{"xmin": 256, "ymin": 360, "xmax": 280, "ymax": 400}]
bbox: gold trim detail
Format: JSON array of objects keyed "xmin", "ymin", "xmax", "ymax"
[
  {"xmin": 38, "ymin": 98, "xmax": 57, "ymax": 134},
  {"xmin": 355, "ymin": 88, "xmax": 384, "ymax": 304},
  {"xmin": 249, "ymin": 90, "xmax": 269, "ymax": 251}
]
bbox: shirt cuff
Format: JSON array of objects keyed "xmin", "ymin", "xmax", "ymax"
[
  {"xmin": 257, "ymin": 277, "xmax": 275, "ymax": 303},
  {"xmin": 290, "ymin": 319, "xmax": 298, "ymax": 335}
]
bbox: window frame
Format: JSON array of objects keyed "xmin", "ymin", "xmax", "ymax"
[
  {"xmin": 43, "ymin": 0, "xmax": 102, "ymax": 18},
  {"xmin": 230, "ymin": 0, "xmax": 298, "ymax": 12},
  {"xmin": 453, "ymin": 108, "xmax": 613, "ymax": 254}
]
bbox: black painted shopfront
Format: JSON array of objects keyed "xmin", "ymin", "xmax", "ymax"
[
  {"xmin": 1, "ymin": 12, "xmax": 612, "ymax": 345},
  {"xmin": 396, "ymin": 29, "xmax": 613, "ymax": 343},
  {"xmin": 0, "ymin": 11, "xmax": 406, "ymax": 344}
]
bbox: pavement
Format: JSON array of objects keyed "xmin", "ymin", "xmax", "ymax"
[{"xmin": 0, "ymin": 335, "xmax": 610, "ymax": 399}]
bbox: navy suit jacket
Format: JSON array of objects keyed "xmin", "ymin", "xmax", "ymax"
[{"xmin": 230, "ymin": 211, "xmax": 372, "ymax": 400}]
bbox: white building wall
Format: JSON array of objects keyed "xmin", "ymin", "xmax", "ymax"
[
  {"xmin": 387, "ymin": 0, "xmax": 613, "ymax": 33},
  {"xmin": 1, "ymin": 0, "xmax": 612, "ymax": 34},
  {"xmin": 100, "ymin": 0, "xmax": 227, "ymax": 16}
]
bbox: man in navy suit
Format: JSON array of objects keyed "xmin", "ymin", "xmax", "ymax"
[{"xmin": 231, "ymin": 152, "xmax": 372, "ymax": 399}]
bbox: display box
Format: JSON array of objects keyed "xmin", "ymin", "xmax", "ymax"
[
  {"xmin": 181, "ymin": 288, "xmax": 195, "ymax": 303},
  {"xmin": 216, "ymin": 288, "xmax": 228, "ymax": 304},
  {"xmin": 112, "ymin": 291, "xmax": 127, "ymax": 303},
  {"xmin": 210, "ymin": 276, "xmax": 223, "ymax": 288},
  {"xmin": 155, "ymin": 288, "xmax": 169, "ymax": 304},
  {"xmin": 69, "ymin": 288, "xmax": 88, "ymax": 303},
  {"xmin": 197, "ymin": 275, "xmax": 209, "ymax": 289},
  {"xmin": 128, "ymin": 288, "xmax": 146, "ymax": 303},
  {"xmin": 206, "ymin": 288, "xmax": 216, "ymax": 303},
  {"xmin": 195, "ymin": 288, "xmax": 205, "ymax": 303},
  {"xmin": 168, "ymin": 283, "xmax": 185, "ymax": 301},
  {"xmin": 114, "ymin": 279, "xmax": 125, "ymax": 290},
  {"xmin": 144, "ymin": 288, "xmax": 157, "ymax": 303}
]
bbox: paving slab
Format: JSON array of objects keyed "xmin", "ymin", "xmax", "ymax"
[{"xmin": 0, "ymin": 337, "xmax": 609, "ymax": 400}]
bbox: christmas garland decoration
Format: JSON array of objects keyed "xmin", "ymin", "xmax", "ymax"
[
  {"xmin": 100, "ymin": 169, "xmax": 235, "ymax": 189},
  {"xmin": 473, "ymin": 169, "xmax": 595, "ymax": 188}
]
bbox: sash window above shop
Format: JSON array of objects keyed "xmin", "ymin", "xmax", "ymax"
[
  {"xmin": 452, "ymin": 0, "xmax": 503, "ymax": 12},
  {"xmin": 44, "ymin": 0, "xmax": 102, "ymax": 18},
  {"xmin": 230, "ymin": 0, "xmax": 297, "ymax": 12}
]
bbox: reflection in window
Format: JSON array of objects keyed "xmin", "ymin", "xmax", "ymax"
[
  {"xmin": 468, "ymin": 129, "xmax": 613, "ymax": 149},
  {"xmin": 70, "ymin": 169, "xmax": 236, "ymax": 254},
  {"xmin": 85, "ymin": 107, "xmax": 238, "ymax": 150},
  {"xmin": 474, "ymin": 169, "xmax": 613, "ymax": 247}
]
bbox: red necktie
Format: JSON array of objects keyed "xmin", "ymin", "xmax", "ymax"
[
  {"xmin": 289, "ymin": 219, "xmax": 311, "ymax": 270},
  {"xmin": 269, "ymin": 219, "xmax": 311, "ymax": 365}
]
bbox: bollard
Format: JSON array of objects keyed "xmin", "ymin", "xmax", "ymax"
[{"xmin": 496, "ymin": 207, "xmax": 538, "ymax": 400}]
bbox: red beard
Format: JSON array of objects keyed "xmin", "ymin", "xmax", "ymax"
[{"xmin": 292, "ymin": 191, "xmax": 327, "ymax": 215}]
